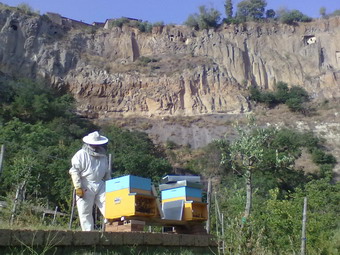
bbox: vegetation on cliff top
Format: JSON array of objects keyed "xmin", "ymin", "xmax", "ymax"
[{"xmin": 184, "ymin": 0, "xmax": 340, "ymax": 30}]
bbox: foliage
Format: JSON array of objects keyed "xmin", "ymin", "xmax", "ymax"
[
  {"xmin": 319, "ymin": 7, "xmax": 326, "ymax": 18},
  {"xmin": 17, "ymin": 2, "xmax": 39, "ymax": 15},
  {"xmin": 184, "ymin": 141, "xmax": 225, "ymax": 177},
  {"xmin": 224, "ymin": 0, "xmax": 233, "ymax": 20},
  {"xmin": 254, "ymin": 179, "xmax": 340, "ymax": 254},
  {"xmin": 103, "ymin": 126, "xmax": 171, "ymax": 182},
  {"xmin": 184, "ymin": 5, "xmax": 221, "ymax": 30},
  {"xmin": 129, "ymin": 20, "xmax": 153, "ymax": 33},
  {"xmin": 218, "ymin": 117, "xmax": 298, "ymax": 219},
  {"xmin": 265, "ymin": 9, "xmax": 276, "ymax": 19},
  {"xmin": 329, "ymin": 9, "xmax": 340, "ymax": 17},
  {"xmin": 279, "ymin": 9, "xmax": 312, "ymax": 24},
  {"xmin": 109, "ymin": 17, "xmax": 130, "ymax": 28},
  {"xmin": 212, "ymin": 118, "xmax": 338, "ymax": 254},
  {"xmin": 236, "ymin": 0, "xmax": 267, "ymax": 21},
  {"xmin": 137, "ymin": 56, "xmax": 159, "ymax": 67},
  {"xmin": 108, "ymin": 18, "xmax": 154, "ymax": 33},
  {"xmin": 249, "ymin": 81, "xmax": 310, "ymax": 113}
]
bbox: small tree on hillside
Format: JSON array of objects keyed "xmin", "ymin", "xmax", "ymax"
[
  {"xmin": 236, "ymin": 0, "xmax": 267, "ymax": 21},
  {"xmin": 329, "ymin": 9, "xmax": 340, "ymax": 17},
  {"xmin": 266, "ymin": 9, "xmax": 276, "ymax": 19},
  {"xmin": 319, "ymin": 7, "xmax": 326, "ymax": 18},
  {"xmin": 17, "ymin": 2, "xmax": 39, "ymax": 15},
  {"xmin": 184, "ymin": 5, "xmax": 221, "ymax": 30},
  {"xmin": 218, "ymin": 117, "xmax": 294, "ymax": 222},
  {"xmin": 279, "ymin": 9, "xmax": 312, "ymax": 24},
  {"xmin": 224, "ymin": 0, "xmax": 233, "ymax": 20}
]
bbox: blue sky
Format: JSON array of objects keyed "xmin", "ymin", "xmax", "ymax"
[{"xmin": 1, "ymin": 0, "xmax": 339, "ymax": 24}]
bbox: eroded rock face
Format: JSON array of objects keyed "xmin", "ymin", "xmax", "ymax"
[{"xmin": 0, "ymin": 8, "xmax": 340, "ymax": 118}]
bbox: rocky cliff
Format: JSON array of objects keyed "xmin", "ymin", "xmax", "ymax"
[{"xmin": 0, "ymin": 7, "xmax": 339, "ymax": 119}]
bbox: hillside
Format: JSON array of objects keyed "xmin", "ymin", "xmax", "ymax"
[{"xmin": 0, "ymin": 7, "xmax": 339, "ymax": 118}]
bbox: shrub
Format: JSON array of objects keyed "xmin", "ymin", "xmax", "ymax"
[
  {"xmin": 329, "ymin": 9, "xmax": 340, "ymax": 17},
  {"xmin": 184, "ymin": 5, "xmax": 221, "ymax": 30},
  {"xmin": 137, "ymin": 56, "xmax": 158, "ymax": 66},
  {"xmin": 274, "ymin": 82, "xmax": 290, "ymax": 103},
  {"xmin": 249, "ymin": 82, "xmax": 309, "ymax": 113},
  {"xmin": 17, "ymin": 2, "xmax": 39, "ymax": 15},
  {"xmin": 279, "ymin": 9, "xmax": 312, "ymax": 24},
  {"xmin": 236, "ymin": 0, "xmax": 267, "ymax": 21},
  {"xmin": 286, "ymin": 97, "xmax": 304, "ymax": 112},
  {"xmin": 266, "ymin": 9, "xmax": 276, "ymax": 19},
  {"xmin": 109, "ymin": 17, "xmax": 130, "ymax": 28}
]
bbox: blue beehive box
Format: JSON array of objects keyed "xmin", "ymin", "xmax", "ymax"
[
  {"xmin": 106, "ymin": 175, "xmax": 151, "ymax": 193},
  {"xmin": 161, "ymin": 186, "xmax": 202, "ymax": 202}
]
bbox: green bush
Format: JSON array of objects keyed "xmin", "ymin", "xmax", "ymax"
[
  {"xmin": 249, "ymin": 82, "xmax": 309, "ymax": 113},
  {"xmin": 138, "ymin": 56, "xmax": 158, "ymax": 66},
  {"xmin": 184, "ymin": 5, "xmax": 221, "ymax": 30},
  {"xmin": 236, "ymin": 0, "xmax": 267, "ymax": 21},
  {"xmin": 279, "ymin": 9, "xmax": 312, "ymax": 24},
  {"xmin": 329, "ymin": 9, "xmax": 340, "ymax": 17},
  {"xmin": 109, "ymin": 17, "xmax": 130, "ymax": 28}
]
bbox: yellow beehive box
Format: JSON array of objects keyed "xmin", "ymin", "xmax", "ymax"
[
  {"xmin": 105, "ymin": 189, "xmax": 157, "ymax": 220},
  {"xmin": 183, "ymin": 201, "xmax": 208, "ymax": 221}
]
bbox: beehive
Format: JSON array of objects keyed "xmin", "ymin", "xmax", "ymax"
[
  {"xmin": 105, "ymin": 175, "xmax": 151, "ymax": 195},
  {"xmin": 183, "ymin": 201, "xmax": 208, "ymax": 221},
  {"xmin": 105, "ymin": 175, "xmax": 157, "ymax": 219},
  {"xmin": 160, "ymin": 175, "xmax": 207, "ymax": 222}
]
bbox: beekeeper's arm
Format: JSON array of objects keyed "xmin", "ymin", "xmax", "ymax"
[{"xmin": 69, "ymin": 152, "xmax": 84, "ymax": 197}]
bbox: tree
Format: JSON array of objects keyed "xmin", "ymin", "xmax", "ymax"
[
  {"xmin": 319, "ymin": 7, "xmax": 326, "ymax": 18},
  {"xmin": 218, "ymin": 117, "xmax": 294, "ymax": 222},
  {"xmin": 224, "ymin": 0, "xmax": 233, "ymax": 20},
  {"xmin": 184, "ymin": 14, "xmax": 199, "ymax": 30},
  {"xmin": 266, "ymin": 9, "xmax": 276, "ymax": 19},
  {"xmin": 17, "ymin": 2, "xmax": 38, "ymax": 14},
  {"xmin": 184, "ymin": 5, "xmax": 221, "ymax": 30},
  {"xmin": 329, "ymin": 9, "xmax": 340, "ymax": 17},
  {"xmin": 236, "ymin": 0, "xmax": 267, "ymax": 21},
  {"xmin": 279, "ymin": 9, "xmax": 312, "ymax": 24},
  {"xmin": 103, "ymin": 126, "xmax": 171, "ymax": 182}
]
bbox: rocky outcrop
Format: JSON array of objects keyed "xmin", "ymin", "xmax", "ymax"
[{"xmin": 0, "ymin": 7, "xmax": 339, "ymax": 118}]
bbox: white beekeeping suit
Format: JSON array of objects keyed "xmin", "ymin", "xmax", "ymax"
[{"xmin": 69, "ymin": 131, "xmax": 111, "ymax": 231}]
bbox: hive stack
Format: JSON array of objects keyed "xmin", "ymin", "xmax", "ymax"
[
  {"xmin": 105, "ymin": 175, "xmax": 157, "ymax": 220},
  {"xmin": 160, "ymin": 175, "xmax": 208, "ymax": 221}
]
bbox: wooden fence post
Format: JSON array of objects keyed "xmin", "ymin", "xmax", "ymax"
[
  {"xmin": 301, "ymin": 197, "xmax": 307, "ymax": 255},
  {"xmin": 206, "ymin": 178, "xmax": 212, "ymax": 233},
  {"xmin": 10, "ymin": 180, "xmax": 26, "ymax": 225},
  {"xmin": 0, "ymin": 144, "xmax": 4, "ymax": 176},
  {"xmin": 68, "ymin": 189, "xmax": 76, "ymax": 229},
  {"xmin": 52, "ymin": 206, "xmax": 58, "ymax": 225},
  {"xmin": 109, "ymin": 154, "xmax": 112, "ymax": 176}
]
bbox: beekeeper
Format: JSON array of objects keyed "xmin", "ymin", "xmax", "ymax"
[{"xmin": 69, "ymin": 131, "xmax": 111, "ymax": 231}]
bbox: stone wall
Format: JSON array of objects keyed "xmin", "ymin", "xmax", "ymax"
[{"xmin": 0, "ymin": 229, "xmax": 217, "ymax": 249}]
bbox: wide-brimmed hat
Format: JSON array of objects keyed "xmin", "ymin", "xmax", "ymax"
[{"xmin": 82, "ymin": 131, "xmax": 108, "ymax": 145}]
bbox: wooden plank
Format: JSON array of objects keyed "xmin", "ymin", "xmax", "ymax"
[
  {"xmin": 0, "ymin": 144, "xmax": 4, "ymax": 176},
  {"xmin": 206, "ymin": 178, "xmax": 211, "ymax": 233},
  {"xmin": 120, "ymin": 215, "xmax": 205, "ymax": 227}
]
